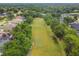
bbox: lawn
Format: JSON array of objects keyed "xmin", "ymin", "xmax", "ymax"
[
  {"xmin": 0, "ymin": 18, "xmax": 8, "ymax": 26},
  {"xmin": 32, "ymin": 18, "xmax": 65, "ymax": 56}
]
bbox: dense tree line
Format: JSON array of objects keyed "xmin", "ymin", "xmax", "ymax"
[{"xmin": 50, "ymin": 17, "xmax": 79, "ymax": 55}]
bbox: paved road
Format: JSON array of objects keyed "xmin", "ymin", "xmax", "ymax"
[{"xmin": 32, "ymin": 18, "xmax": 65, "ymax": 56}]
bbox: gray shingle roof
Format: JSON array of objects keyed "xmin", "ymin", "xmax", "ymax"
[{"xmin": 70, "ymin": 23, "xmax": 79, "ymax": 30}]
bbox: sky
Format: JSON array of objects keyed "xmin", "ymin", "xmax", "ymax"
[{"xmin": 0, "ymin": 0, "xmax": 79, "ymax": 3}]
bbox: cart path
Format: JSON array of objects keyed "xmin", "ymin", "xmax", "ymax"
[{"xmin": 32, "ymin": 18, "xmax": 65, "ymax": 56}]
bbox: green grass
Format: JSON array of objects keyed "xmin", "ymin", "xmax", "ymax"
[
  {"xmin": 0, "ymin": 18, "xmax": 8, "ymax": 26},
  {"xmin": 32, "ymin": 18, "xmax": 65, "ymax": 56}
]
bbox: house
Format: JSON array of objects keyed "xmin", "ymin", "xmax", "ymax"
[
  {"xmin": 70, "ymin": 23, "xmax": 79, "ymax": 31},
  {"xmin": 0, "ymin": 13, "xmax": 7, "ymax": 17},
  {"xmin": 16, "ymin": 16, "xmax": 25, "ymax": 19}
]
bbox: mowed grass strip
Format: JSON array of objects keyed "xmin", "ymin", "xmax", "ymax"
[{"xmin": 32, "ymin": 18, "xmax": 65, "ymax": 56}]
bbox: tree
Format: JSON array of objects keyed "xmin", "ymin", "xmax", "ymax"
[
  {"xmin": 7, "ymin": 12, "xmax": 15, "ymax": 20},
  {"xmin": 44, "ymin": 13, "xmax": 53, "ymax": 25},
  {"xmin": 64, "ymin": 34, "xmax": 79, "ymax": 56},
  {"xmin": 74, "ymin": 15, "xmax": 78, "ymax": 20},
  {"xmin": 64, "ymin": 17, "xmax": 75, "ymax": 25},
  {"xmin": 26, "ymin": 16, "xmax": 33, "ymax": 24},
  {"xmin": 2, "ymin": 20, "xmax": 32, "ymax": 56},
  {"xmin": 54, "ymin": 24, "xmax": 65, "ymax": 40},
  {"xmin": 51, "ymin": 18, "xmax": 60, "ymax": 30}
]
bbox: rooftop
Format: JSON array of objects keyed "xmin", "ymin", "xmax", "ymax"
[{"xmin": 70, "ymin": 23, "xmax": 79, "ymax": 31}]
